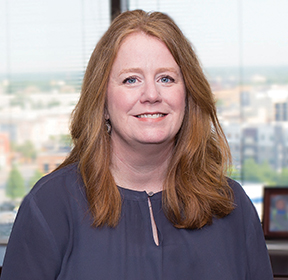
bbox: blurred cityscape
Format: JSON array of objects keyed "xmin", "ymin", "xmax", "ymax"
[
  {"xmin": 209, "ymin": 66, "xmax": 288, "ymax": 174},
  {"xmin": 0, "ymin": 66, "xmax": 288, "ymax": 241},
  {"xmin": 0, "ymin": 71, "xmax": 82, "ymax": 242}
]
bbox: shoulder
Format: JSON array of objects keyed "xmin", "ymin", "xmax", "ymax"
[
  {"xmin": 225, "ymin": 178, "xmax": 262, "ymax": 228},
  {"xmin": 227, "ymin": 178, "xmax": 253, "ymax": 209},
  {"xmin": 29, "ymin": 163, "xmax": 85, "ymax": 203},
  {"xmin": 31, "ymin": 163, "xmax": 81, "ymax": 194},
  {"xmin": 2, "ymin": 164, "xmax": 84, "ymax": 278},
  {"xmin": 226, "ymin": 178, "xmax": 263, "ymax": 231},
  {"xmin": 21, "ymin": 163, "xmax": 87, "ymax": 225},
  {"xmin": 14, "ymin": 162, "xmax": 87, "ymax": 247},
  {"xmin": 225, "ymin": 180, "xmax": 273, "ymax": 278}
]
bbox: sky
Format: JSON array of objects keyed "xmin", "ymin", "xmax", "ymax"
[
  {"xmin": 130, "ymin": 0, "xmax": 288, "ymax": 67},
  {"xmin": 0, "ymin": 0, "xmax": 287, "ymax": 74},
  {"xmin": 0, "ymin": 0, "xmax": 110, "ymax": 73}
]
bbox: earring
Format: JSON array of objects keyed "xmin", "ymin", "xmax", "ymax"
[{"xmin": 105, "ymin": 119, "xmax": 111, "ymax": 134}]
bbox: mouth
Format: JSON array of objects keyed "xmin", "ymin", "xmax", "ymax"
[{"xmin": 135, "ymin": 113, "xmax": 166, "ymax": 119}]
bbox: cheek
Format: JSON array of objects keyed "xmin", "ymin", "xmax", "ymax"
[
  {"xmin": 171, "ymin": 89, "xmax": 186, "ymax": 113},
  {"xmin": 173, "ymin": 91, "xmax": 186, "ymax": 125},
  {"xmin": 107, "ymin": 91, "xmax": 136, "ymax": 118}
]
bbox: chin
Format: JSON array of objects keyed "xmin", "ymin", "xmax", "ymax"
[{"xmin": 137, "ymin": 136, "xmax": 174, "ymax": 145}]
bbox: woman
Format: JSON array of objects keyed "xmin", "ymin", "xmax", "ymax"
[{"xmin": 1, "ymin": 10, "xmax": 273, "ymax": 280}]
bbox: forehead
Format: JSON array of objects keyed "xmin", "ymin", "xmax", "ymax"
[
  {"xmin": 119, "ymin": 32, "xmax": 167, "ymax": 53},
  {"xmin": 112, "ymin": 32, "xmax": 179, "ymax": 70},
  {"xmin": 120, "ymin": 31, "xmax": 163, "ymax": 46}
]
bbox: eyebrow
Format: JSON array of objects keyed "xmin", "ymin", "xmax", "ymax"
[
  {"xmin": 118, "ymin": 67, "xmax": 180, "ymax": 76},
  {"xmin": 119, "ymin": 68, "xmax": 143, "ymax": 76},
  {"xmin": 157, "ymin": 67, "xmax": 179, "ymax": 75}
]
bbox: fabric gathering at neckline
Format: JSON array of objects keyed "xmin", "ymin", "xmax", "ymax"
[{"xmin": 117, "ymin": 186, "xmax": 162, "ymax": 201}]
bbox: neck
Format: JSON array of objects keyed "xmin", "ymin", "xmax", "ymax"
[{"xmin": 110, "ymin": 140, "xmax": 174, "ymax": 193}]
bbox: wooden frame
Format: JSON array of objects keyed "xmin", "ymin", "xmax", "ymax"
[{"xmin": 263, "ymin": 187, "xmax": 288, "ymax": 239}]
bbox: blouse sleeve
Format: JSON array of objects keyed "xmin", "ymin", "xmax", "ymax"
[
  {"xmin": 1, "ymin": 194, "xmax": 63, "ymax": 280},
  {"xmin": 245, "ymin": 202, "xmax": 274, "ymax": 279},
  {"xmin": 232, "ymin": 180, "xmax": 274, "ymax": 280}
]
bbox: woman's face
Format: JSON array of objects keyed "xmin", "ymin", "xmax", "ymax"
[{"xmin": 106, "ymin": 32, "xmax": 186, "ymax": 149}]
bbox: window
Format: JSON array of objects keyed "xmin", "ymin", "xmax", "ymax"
[
  {"xmin": 0, "ymin": 0, "xmax": 287, "ymax": 242},
  {"xmin": 128, "ymin": 0, "xmax": 288, "ymax": 218},
  {"xmin": 0, "ymin": 0, "xmax": 110, "ymax": 243}
]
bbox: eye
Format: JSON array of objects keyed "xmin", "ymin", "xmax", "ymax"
[
  {"xmin": 159, "ymin": 76, "xmax": 175, "ymax": 83},
  {"xmin": 123, "ymin": 77, "xmax": 137, "ymax": 84}
]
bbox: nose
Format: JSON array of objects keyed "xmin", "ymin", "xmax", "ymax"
[{"xmin": 140, "ymin": 81, "xmax": 162, "ymax": 103}]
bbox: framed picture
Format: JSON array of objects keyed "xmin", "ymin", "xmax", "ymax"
[{"xmin": 263, "ymin": 187, "xmax": 288, "ymax": 239}]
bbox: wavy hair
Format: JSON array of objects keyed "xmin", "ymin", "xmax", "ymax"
[{"xmin": 58, "ymin": 9, "xmax": 234, "ymax": 229}]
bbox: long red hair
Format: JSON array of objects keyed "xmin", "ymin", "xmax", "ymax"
[{"xmin": 58, "ymin": 10, "xmax": 234, "ymax": 229}]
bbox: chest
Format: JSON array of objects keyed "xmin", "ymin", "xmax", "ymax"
[{"xmin": 58, "ymin": 198, "xmax": 248, "ymax": 280}]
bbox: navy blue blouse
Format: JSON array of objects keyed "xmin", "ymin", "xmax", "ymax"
[{"xmin": 1, "ymin": 164, "xmax": 273, "ymax": 279}]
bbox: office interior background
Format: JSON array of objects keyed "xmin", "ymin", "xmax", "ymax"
[{"xmin": 0, "ymin": 0, "xmax": 287, "ymax": 249}]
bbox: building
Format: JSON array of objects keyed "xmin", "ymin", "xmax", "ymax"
[
  {"xmin": 0, "ymin": 133, "xmax": 11, "ymax": 170},
  {"xmin": 222, "ymin": 122, "xmax": 288, "ymax": 172}
]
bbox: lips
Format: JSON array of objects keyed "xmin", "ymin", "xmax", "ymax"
[{"xmin": 136, "ymin": 113, "xmax": 166, "ymax": 118}]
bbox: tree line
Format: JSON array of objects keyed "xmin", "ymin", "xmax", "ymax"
[
  {"xmin": 6, "ymin": 157, "xmax": 288, "ymax": 202},
  {"xmin": 231, "ymin": 158, "xmax": 288, "ymax": 186}
]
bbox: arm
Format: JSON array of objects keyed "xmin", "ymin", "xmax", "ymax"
[
  {"xmin": 1, "ymin": 195, "xmax": 62, "ymax": 279},
  {"xmin": 245, "ymin": 203, "xmax": 274, "ymax": 280},
  {"xmin": 231, "ymin": 180, "xmax": 274, "ymax": 280}
]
